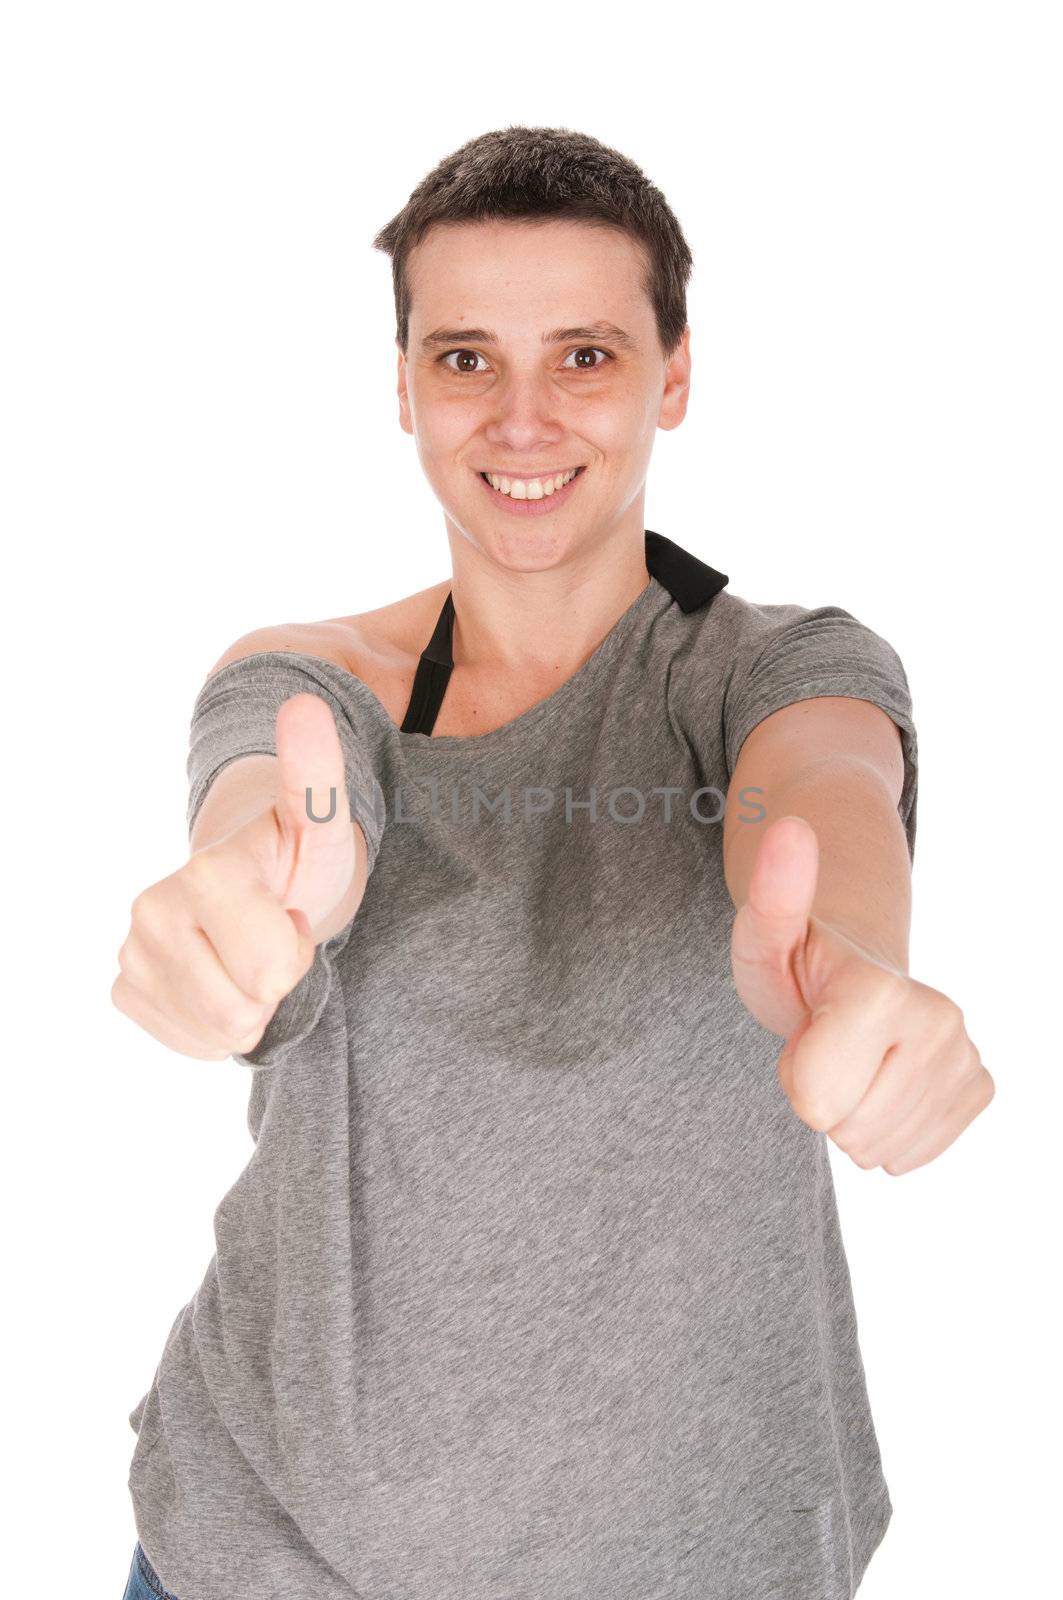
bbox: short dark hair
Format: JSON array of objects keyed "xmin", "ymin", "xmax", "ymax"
[{"xmin": 372, "ymin": 125, "xmax": 693, "ymax": 358}]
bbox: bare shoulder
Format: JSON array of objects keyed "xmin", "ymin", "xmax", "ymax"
[
  {"xmin": 205, "ymin": 623, "xmax": 324, "ymax": 676},
  {"xmin": 206, "ymin": 579, "xmax": 451, "ymax": 714},
  {"xmin": 207, "ymin": 619, "xmax": 367, "ymax": 677},
  {"xmin": 319, "ymin": 579, "xmax": 451, "ymax": 673}
]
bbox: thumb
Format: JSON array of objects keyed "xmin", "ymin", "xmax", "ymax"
[
  {"xmin": 271, "ymin": 694, "xmax": 356, "ymax": 926},
  {"xmin": 273, "ymin": 692, "xmax": 353, "ymax": 844},
  {"xmin": 733, "ymin": 815, "xmax": 819, "ymax": 970}
]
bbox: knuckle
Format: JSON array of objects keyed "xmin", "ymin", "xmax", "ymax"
[
  {"xmin": 974, "ymin": 1065, "xmax": 996, "ymax": 1106},
  {"xmin": 944, "ymin": 1038, "xmax": 982, "ymax": 1090},
  {"xmin": 129, "ymin": 887, "xmax": 154, "ymax": 926},
  {"xmin": 935, "ymin": 993, "xmax": 966, "ymax": 1041},
  {"xmin": 117, "ymin": 929, "xmax": 147, "ymax": 974},
  {"xmin": 117, "ymin": 934, "xmax": 154, "ymax": 989},
  {"xmin": 130, "ymin": 884, "xmax": 171, "ymax": 938},
  {"xmin": 941, "ymin": 1049, "xmax": 971, "ymax": 1088}
]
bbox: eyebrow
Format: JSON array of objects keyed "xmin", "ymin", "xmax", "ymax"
[{"xmin": 419, "ymin": 319, "xmax": 637, "ymax": 354}]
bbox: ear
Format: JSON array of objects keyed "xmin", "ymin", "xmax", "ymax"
[
  {"xmin": 396, "ymin": 338, "xmax": 413, "ymax": 436},
  {"xmin": 658, "ymin": 325, "xmax": 691, "ymax": 432}
]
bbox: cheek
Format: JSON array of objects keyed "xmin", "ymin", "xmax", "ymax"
[
  {"xmin": 409, "ymin": 406, "xmax": 460, "ymax": 473},
  {"xmin": 584, "ymin": 375, "xmax": 656, "ymax": 434},
  {"xmin": 419, "ymin": 395, "xmax": 485, "ymax": 459},
  {"xmin": 582, "ymin": 396, "xmax": 657, "ymax": 463}
]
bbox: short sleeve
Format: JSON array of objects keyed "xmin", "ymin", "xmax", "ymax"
[
  {"xmin": 185, "ymin": 650, "xmax": 386, "ymax": 1069},
  {"xmin": 722, "ymin": 604, "xmax": 919, "ymax": 865}
]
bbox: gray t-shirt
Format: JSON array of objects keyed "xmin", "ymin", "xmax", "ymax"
[{"xmin": 128, "ymin": 559, "xmax": 918, "ymax": 1600}]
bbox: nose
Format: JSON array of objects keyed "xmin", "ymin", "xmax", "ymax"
[{"xmin": 481, "ymin": 369, "xmax": 566, "ymax": 457}]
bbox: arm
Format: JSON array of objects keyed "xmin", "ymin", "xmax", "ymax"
[
  {"xmin": 113, "ymin": 631, "xmax": 379, "ymax": 1067},
  {"xmin": 112, "ymin": 687, "xmax": 358, "ymax": 1064},
  {"xmin": 723, "ymin": 694, "xmax": 911, "ymax": 972},
  {"xmin": 721, "ymin": 693, "xmax": 994, "ymax": 1175}
]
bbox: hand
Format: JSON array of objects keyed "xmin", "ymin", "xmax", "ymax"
[
  {"xmin": 730, "ymin": 815, "xmax": 995, "ymax": 1175},
  {"xmin": 112, "ymin": 692, "xmax": 356, "ymax": 1060}
]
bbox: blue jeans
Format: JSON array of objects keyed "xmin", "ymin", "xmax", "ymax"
[{"xmin": 122, "ymin": 1541, "xmax": 179, "ymax": 1600}]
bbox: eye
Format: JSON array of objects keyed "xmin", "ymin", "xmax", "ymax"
[
  {"xmin": 561, "ymin": 346, "xmax": 612, "ymax": 370},
  {"xmin": 440, "ymin": 349, "xmax": 490, "ymax": 374},
  {"xmin": 438, "ymin": 345, "xmax": 613, "ymax": 375}
]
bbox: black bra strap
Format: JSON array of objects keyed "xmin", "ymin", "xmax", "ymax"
[
  {"xmin": 399, "ymin": 529, "xmax": 728, "ymax": 735},
  {"xmin": 399, "ymin": 590, "xmax": 456, "ymax": 734}
]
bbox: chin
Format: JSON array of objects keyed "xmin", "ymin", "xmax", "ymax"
[
  {"xmin": 440, "ymin": 499, "xmax": 582, "ymax": 570},
  {"xmin": 461, "ymin": 520, "xmax": 586, "ymax": 573}
]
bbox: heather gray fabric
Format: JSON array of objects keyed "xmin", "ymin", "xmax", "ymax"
[{"xmin": 127, "ymin": 567, "xmax": 918, "ymax": 1600}]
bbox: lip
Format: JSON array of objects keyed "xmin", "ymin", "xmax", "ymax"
[
  {"xmin": 474, "ymin": 465, "xmax": 586, "ymax": 517},
  {"xmin": 476, "ymin": 466, "xmax": 584, "ymax": 478}
]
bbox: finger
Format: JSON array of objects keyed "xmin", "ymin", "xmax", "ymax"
[
  {"xmin": 825, "ymin": 1040, "xmax": 931, "ymax": 1162},
  {"xmin": 775, "ymin": 1010, "xmax": 815, "ymax": 1103},
  {"xmin": 780, "ymin": 963, "xmax": 907, "ymax": 1130},
  {"xmin": 111, "ymin": 970, "xmax": 232, "ymax": 1060},
  {"xmin": 823, "ymin": 982, "xmax": 974, "ymax": 1166},
  {"xmin": 180, "ymin": 855, "xmax": 316, "ymax": 1006},
  {"xmin": 118, "ymin": 915, "xmax": 276, "ymax": 1050},
  {"xmin": 870, "ymin": 1047, "xmax": 991, "ymax": 1172},
  {"xmin": 881, "ymin": 1065, "xmax": 996, "ymax": 1176}
]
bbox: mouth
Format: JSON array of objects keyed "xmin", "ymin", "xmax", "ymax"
[
  {"xmin": 477, "ymin": 465, "xmax": 585, "ymax": 500},
  {"xmin": 475, "ymin": 464, "xmax": 587, "ymax": 516}
]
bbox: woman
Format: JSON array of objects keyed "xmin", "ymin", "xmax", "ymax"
[{"xmin": 116, "ymin": 125, "xmax": 987, "ymax": 1600}]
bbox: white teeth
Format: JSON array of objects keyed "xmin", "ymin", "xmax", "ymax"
[{"xmin": 485, "ymin": 469, "xmax": 578, "ymax": 498}]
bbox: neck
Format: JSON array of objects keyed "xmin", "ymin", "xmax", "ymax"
[{"xmin": 443, "ymin": 517, "xmax": 652, "ymax": 682}]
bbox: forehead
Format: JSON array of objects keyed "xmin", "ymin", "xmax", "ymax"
[{"xmin": 405, "ymin": 218, "xmax": 653, "ymax": 333}]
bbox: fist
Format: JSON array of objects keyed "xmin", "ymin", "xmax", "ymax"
[
  {"xmin": 731, "ymin": 815, "xmax": 995, "ymax": 1175},
  {"xmin": 111, "ymin": 691, "xmax": 356, "ymax": 1060}
]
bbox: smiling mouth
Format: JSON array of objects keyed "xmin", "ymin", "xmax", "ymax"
[{"xmin": 478, "ymin": 466, "xmax": 586, "ymax": 500}]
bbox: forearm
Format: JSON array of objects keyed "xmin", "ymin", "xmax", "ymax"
[
  {"xmin": 190, "ymin": 754, "xmax": 281, "ymax": 854},
  {"xmin": 723, "ymin": 755, "xmax": 912, "ymax": 974}
]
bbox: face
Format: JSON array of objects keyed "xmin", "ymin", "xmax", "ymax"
[{"xmin": 396, "ymin": 218, "xmax": 690, "ymax": 572}]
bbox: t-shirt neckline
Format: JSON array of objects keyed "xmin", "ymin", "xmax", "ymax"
[{"xmin": 386, "ymin": 572, "xmax": 666, "ymax": 753}]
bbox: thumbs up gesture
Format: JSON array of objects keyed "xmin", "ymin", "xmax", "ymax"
[
  {"xmin": 112, "ymin": 693, "xmax": 359, "ymax": 1060},
  {"xmin": 730, "ymin": 816, "xmax": 995, "ymax": 1175}
]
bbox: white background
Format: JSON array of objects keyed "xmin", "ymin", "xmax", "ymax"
[{"xmin": 3, "ymin": 3, "xmax": 1059, "ymax": 1595}]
